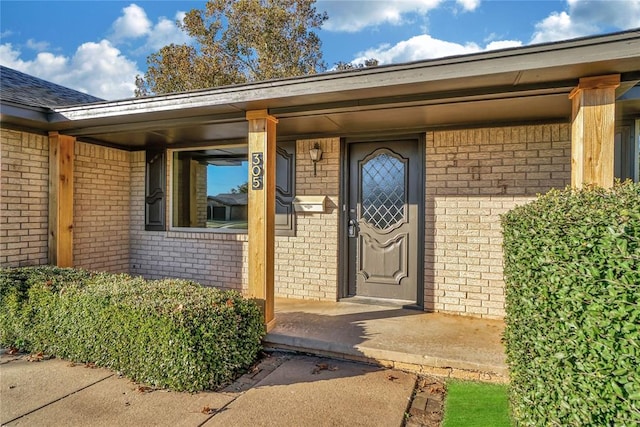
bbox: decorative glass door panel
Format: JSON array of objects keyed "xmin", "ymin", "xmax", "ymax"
[{"xmin": 360, "ymin": 150, "xmax": 407, "ymax": 232}]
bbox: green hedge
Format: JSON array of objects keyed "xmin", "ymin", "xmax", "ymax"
[
  {"xmin": 0, "ymin": 266, "xmax": 265, "ymax": 392},
  {"xmin": 501, "ymin": 182, "xmax": 640, "ymax": 426}
]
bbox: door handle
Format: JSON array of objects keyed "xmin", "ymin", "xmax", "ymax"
[{"xmin": 348, "ymin": 219, "xmax": 358, "ymax": 238}]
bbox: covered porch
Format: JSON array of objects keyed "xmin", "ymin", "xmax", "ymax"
[
  {"xmin": 2, "ymin": 31, "xmax": 639, "ymax": 353},
  {"xmin": 266, "ymin": 298, "xmax": 507, "ymax": 380}
]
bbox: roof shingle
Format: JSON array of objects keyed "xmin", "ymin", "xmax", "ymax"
[{"xmin": 0, "ymin": 65, "xmax": 104, "ymax": 108}]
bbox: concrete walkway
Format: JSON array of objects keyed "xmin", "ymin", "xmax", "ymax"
[
  {"xmin": 1, "ymin": 351, "xmax": 415, "ymax": 427},
  {"xmin": 265, "ymin": 298, "xmax": 507, "ymax": 381},
  {"xmin": 1, "ymin": 300, "xmax": 507, "ymax": 426}
]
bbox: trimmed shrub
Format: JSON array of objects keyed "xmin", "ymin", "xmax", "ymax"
[
  {"xmin": 0, "ymin": 266, "xmax": 265, "ymax": 391},
  {"xmin": 501, "ymin": 182, "xmax": 640, "ymax": 426}
]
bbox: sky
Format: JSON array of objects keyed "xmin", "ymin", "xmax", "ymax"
[
  {"xmin": 1, "ymin": 0, "xmax": 640, "ymax": 101},
  {"xmin": 208, "ymin": 162, "xmax": 247, "ymax": 196}
]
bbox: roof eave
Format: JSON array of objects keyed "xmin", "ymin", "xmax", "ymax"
[
  {"xmin": 0, "ymin": 100, "xmax": 52, "ymax": 131},
  {"xmin": 51, "ymin": 29, "xmax": 640, "ymax": 122}
]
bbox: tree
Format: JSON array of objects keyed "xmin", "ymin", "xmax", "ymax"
[
  {"xmin": 334, "ymin": 58, "xmax": 379, "ymax": 71},
  {"xmin": 230, "ymin": 182, "xmax": 249, "ymax": 194},
  {"xmin": 135, "ymin": 0, "xmax": 327, "ymax": 96}
]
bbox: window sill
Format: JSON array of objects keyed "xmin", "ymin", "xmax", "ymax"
[
  {"xmin": 167, "ymin": 229, "xmax": 248, "ymax": 241},
  {"xmin": 164, "ymin": 228, "xmax": 296, "ymax": 239}
]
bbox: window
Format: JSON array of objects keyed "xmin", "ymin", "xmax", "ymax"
[
  {"xmin": 171, "ymin": 146, "xmax": 248, "ymax": 229},
  {"xmin": 158, "ymin": 142, "xmax": 295, "ymax": 233},
  {"xmin": 615, "ymin": 120, "xmax": 640, "ymax": 183}
]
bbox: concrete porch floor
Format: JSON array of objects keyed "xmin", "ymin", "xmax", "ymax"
[{"xmin": 265, "ymin": 298, "xmax": 508, "ymax": 382}]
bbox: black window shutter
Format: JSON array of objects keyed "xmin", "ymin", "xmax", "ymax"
[
  {"xmin": 275, "ymin": 142, "xmax": 295, "ymax": 235},
  {"xmin": 145, "ymin": 149, "xmax": 166, "ymax": 231}
]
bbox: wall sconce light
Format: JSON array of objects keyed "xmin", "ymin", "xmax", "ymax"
[{"xmin": 309, "ymin": 142, "xmax": 322, "ymax": 176}]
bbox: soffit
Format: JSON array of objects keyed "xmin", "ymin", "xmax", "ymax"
[{"xmin": 74, "ymin": 93, "xmax": 572, "ymax": 148}]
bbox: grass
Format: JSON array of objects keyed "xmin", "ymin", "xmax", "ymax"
[{"xmin": 443, "ymin": 380, "xmax": 512, "ymax": 427}]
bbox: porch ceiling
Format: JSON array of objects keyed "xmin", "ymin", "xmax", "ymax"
[
  {"xmin": 59, "ymin": 91, "xmax": 576, "ymax": 148},
  {"xmin": 2, "ymin": 30, "xmax": 639, "ymax": 149}
]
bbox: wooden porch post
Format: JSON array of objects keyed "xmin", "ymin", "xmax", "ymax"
[
  {"xmin": 569, "ymin": 74, "xmax": 620, "ymax": 188},
  {"xmin": 246, "ymin": 110, "xmax": 278, "ymax": 331},
  {"xmin": 48, "ymin": 132, "xmax": 75, "ymax": 267}
]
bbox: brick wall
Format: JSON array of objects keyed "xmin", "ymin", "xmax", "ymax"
[
  {"xmin": 73, "ymin": 142, "xmax": 131, "ymax": 273},
  {"xmin": 0, "ymin": 129, "xmax": 49, "ymax": 267},
  {"xmin": 126, "ymin": 124, "xmax": 571, "ymax": 317},
  {"xmin": 196, "ymin": 162, "xmax": 208, "ymax": 227},
  {"xmin": 129, "ymin": 138, "xmax": 340, "ymax": 301},
  {"xmin": 274, "ymin": 138, "xmax": 340, "ymax": 300},
  {"xmin": 425, "ymin": 124, "xmax": 571, "ymax": 318}
]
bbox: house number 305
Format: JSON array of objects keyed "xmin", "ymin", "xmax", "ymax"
[{"xmin": 251, "ymin": 152, "xmax": 264, "ymax": 190}]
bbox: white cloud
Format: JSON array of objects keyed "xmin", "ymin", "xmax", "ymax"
[
  {"xmin": 531, "ymin": 0, "xmax": 640, "ymax": 44},
  {"xmin": 26, "ymin": 39, "xmax": 50, "ymax": 52},
  {"xmin": 568, "ymin": 0, "xmax": 640, "ymax": 29},
  {"xmin": 0, "ymin": 4, "xmax": 192, "ymax": 101},
  {"xmin": 456, "ymin": 0, "xmax": 480, "ymax": 12},
  {"xmin": 530, "ymin": 11, "xmax": 594, "ymax": 44},
  {"xmin": 111, "ymin": 3, "xmax": 152, "ymax": 41},
  {"xmin": 110, "ymin": 4, "xmax": 190, "ymax": 52},
  {"xmin": 0, "ymin": 40, "xmax": 140, "ymax": 100},
  {"xmin": 321, "ymin": 0, "xmax": 443, "ymax": 32},
  {"xmin": 0, "ymin": 43, "xmax": 20, "ymax": 63},
  {"xmin": 351, "ymin": 0, "xmax": 640, "ymax": 66},
  {"xmin": 320, "ymin": 0, "xmax": 481, "ymax": 32},
  {"xmin": 351, "ymin": 34, "xmax": 521, "ymax": 64},
  {"xmin": 144, "ymin": 12, "xmax": 190, "ymax": 51},
  {"xmin": 485, "ymin": 40, "xmax": 523, "ymax": 50}
]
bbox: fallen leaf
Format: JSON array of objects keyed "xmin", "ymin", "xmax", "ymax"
[
  {"xmin": 7, "ymin": 347, "xmax": 19, "ymax": 355},
  {"xmin": 312, "ymin": 363, "xmax": 338, "ymax": 374},
  {"xmin": 68, "ymin": 362, "xmax": 76, "ymax": 367},
  {"xmin": 429, "ymin": 384, "xmax": 445, "ymax": 394},
  {"xmin": 85, "ymin": 362, "xmax": 96, "ymax": 369},
  {"xmin": 226, "ymin": 299, "xmax": 234, "ymax": 308},
  {"xmin": 9, "ymin": 385, "xmax": 16, "ymax": 389},
  {"xmin": 27, "ymin": 352, "xmax": 43, "ymax": 362},
  {"xmin": 201, "ymin": 406, "xmax": 217, "ymax": 415},
  {"xmin": 136, "ymin": 386, "xmax": 153, "ymax": 393},
  {"xmin": 387, "ymin": 375, "xmax": 399, "ymax": 381}
]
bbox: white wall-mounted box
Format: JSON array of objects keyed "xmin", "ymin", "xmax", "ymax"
[{"xmin": 292, "ymin": 195, "xmax": 327, "ymax": 213}]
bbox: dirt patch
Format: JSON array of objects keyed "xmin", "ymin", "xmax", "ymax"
[{"xmin": 404, "ymin": 376, "xmax": 446, "ymax": 427}]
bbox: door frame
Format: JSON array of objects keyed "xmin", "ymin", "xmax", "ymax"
[{"xmin": 338, "ymin": 133, "xmax": 425, "ymax": 308}]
